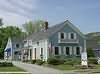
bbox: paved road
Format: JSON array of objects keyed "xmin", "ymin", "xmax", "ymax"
[{"xmin": 13, "ymin": 61, "xmax": 77, "ymax": 74}]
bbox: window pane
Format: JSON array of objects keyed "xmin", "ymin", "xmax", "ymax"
[
  {"xmin": 41, "ymin": 48, "xmax": 43, "ymax": 56},
  {"xmin": 34, "ymin": 48, "xmax": 36, "ymax": 59},
  {"xmin": 55, "ymin": 47, "xmax": 59, "ymax": 55},
  {"xmin": 76, "ymin": 47, "xmax": 80, "ymax": 55},
  {"xmin": 66, "ymin": 47, "xmax": 69, "ymax": 55},
  {"xmin": 40, "ymin": 48, "xmax": 43, "ymax": 59},
  {"xmin": 71, "ymin": 33, "xmax": 74, "ymax": 39},
  {"xmin": 16, "ymin": 44, "xmax": 19, "ymax": 48},
  {"xmin": 60, "ymin": 33, "xmax": 64, "ymax": 39}
]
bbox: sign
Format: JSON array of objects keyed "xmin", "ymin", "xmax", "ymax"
[{"xmin": 81, "ymin": 52, "xmax": 88, "ymax": 66}]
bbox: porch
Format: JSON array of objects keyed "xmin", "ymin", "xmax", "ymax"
[{"xmin": 14, "ymin": 46, "xmax": 32, "ymax": 61}]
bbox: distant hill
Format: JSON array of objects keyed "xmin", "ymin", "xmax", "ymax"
[{"xmin": 86, "ymin": 32, "xmax": 100, "ymax": 49}]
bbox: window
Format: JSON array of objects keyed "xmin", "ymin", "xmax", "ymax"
[
  {"xmin": 40, "ymin": 48, "xmax": 43, "ymax": 59},
  {"xmin": 34, "ymin": 48, "xmax": 36, "ymax": 59},
  {"xmin": 16, "ymin": 44, "xmax": 19, "ymax": 48},
  {"xmin": 55, "ymin": 47, "xmax": 59, "ymax": 55},
  {"xmin": 69, "ymin": 33, "xmax": 76, "ymax": 39},
  {"xmin": 40, "ymin": 48, "xmax": 43, "ymax": 56},
  {"xmin": 59, "ymin": 32, "xmax": 66, "ymax": 39},
  {"xmin": 37, "ymin": 42, "xmax": 39, "ymax": 46},
  {"xmin": 65, "ymin": 47, "xmax": 70, "ymax": 55},
  {"xmin": 76, "ymin": 47, "xmax": 80, "ymax": 55},
  {"xmin": 71, "ymin": 33, "xmax": 74, "ymax": 39},
  {"xmin": 60, "ymin": 33, "xmax": 64, "ymax": 39},
  {"xmin": 30, "ymin": 49, "xmax": 32, "ymax": 58}
]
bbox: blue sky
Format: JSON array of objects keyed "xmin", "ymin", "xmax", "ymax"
[{"xmin": 0, "ymin": 0, "xmax": 100, "ymax": 33}]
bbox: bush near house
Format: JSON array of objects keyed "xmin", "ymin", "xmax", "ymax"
[
  {"xmin": 47, "ymin": 57, "xmax": 81, "ymax": 66},
  {"xmin": 47, "ymin": 57, "xmax": 64, "ymax": 65},
  {"xmin": 31, "ymin": 60, "xmax": 36, "ymax": 64},
  {"xmin": 87, "ymin": 48, "xmax": 95, "ymax": 57},
  {"xmin": 0, "ymin": 62, "xmax": 13, "ymax": 67},
  {"xmin": 35, "ymin": 59, "xmax": 45, "ymax": 65},
  {"xmin": 64, "ymin": 58, "xmax": 81, "ymax": 66},
  {"xmin": 88, "ymin": 57, "xmax": 97, "ymax": 64},
  {"xmin": 22, "ymin": 60, "xmax": 31, "ymax": 63}
]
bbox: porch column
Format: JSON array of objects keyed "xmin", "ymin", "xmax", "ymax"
[
  {"xmin": 21, "ymin": 50, "xmax": 24, "ymax": 61},
  {"xmin": 28, "ymin": 49, "xmax": 30, "ymax": 60}
]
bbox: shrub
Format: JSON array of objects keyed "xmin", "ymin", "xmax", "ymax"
[
  {"xmin": 47, "ymin": 57, "xmax": 64, "ymax": 65},
  {"xmin": 74, "ymin": 59, "xmax": 81, "ymax": 65},
  {"xmin": 88, "ymin": 64, "xmax": 95, "ymax": 69},
  {"xmin": 88, "ymin": 57, "xmax": 97, "ymax": 64},
  {"xmin": 0, "ymin": 62, "xmax": 13, "ymax": 67},
  {"xmin": 64, "ymin": 58, "xmax": 81, "ymax": 66},
  {"xmin": 35, "ymin": 59, "xmax": 45, "ymax": 65},
  {"xmin": 31, "ymin": 60, "xmax": 36, "ymax": 64},
  {"xmin": 64, "ymin": 59, "xmax": 74, "ymax": 66},
  {"xmin": 22, "ymin": 60, "xmax": 32, "ymax": 63},
  {"xmin": 87, "ymin": 48, "xmax": 95, "ymax": 57},
  {"xmin": 22, "ymin": 60, "xmax": 29, "ymax": 62}
]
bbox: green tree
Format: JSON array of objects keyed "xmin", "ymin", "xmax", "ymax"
[
  {"xmin": 87, "ymin": 48, "xmax": 95, "ymax": 57},
  {"xmin": 23, "ymin": 20, "xmax": 46, "ymax": 34},
  {"xmin": 0, "ymin": 26, "xmax": 26, "ymax": 59}
]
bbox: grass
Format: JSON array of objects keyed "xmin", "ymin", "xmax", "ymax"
[
  {"xmin": 0, "ymin": 66, "xmax": 25, "ymax": 72},
  {"xmin": 48, "ymin": 64, "xmax": 75, "ymax": 70},
  {"xmin": 47, "ymin": 64, "xmax": 100, "ymax": 74}
]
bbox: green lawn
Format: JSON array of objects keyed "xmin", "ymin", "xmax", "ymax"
[
  {"xmin": 0, "ymin": 66, "xmax": 25, "ymax": 72},
  {"xmin": 48, "ymin": 64, "xmax": 75, "ymax": 70},
  {"xmin": 48, "ymin": 64, "xmax": 100, "ymax": 73}
]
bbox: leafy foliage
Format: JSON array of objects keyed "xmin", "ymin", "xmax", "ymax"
[
  {"xmin": 47, "ymin": 57, "xmax": 64, "ymax": 65},
  {"xmin": 87, "ymin": 48, "xmax": 95, "ymax": 57},
  {"xmin": 64, "ymin": 58, "xmax": 81, "ymax": 66},
  {"xmin": 0, "ymin": 26, "xmax": 26, "ymax": 59},
  {"xmin": 31, "ymin": 60, "xmax": 36, "ymax": 64},
  {"xmin": 88, "ymin": 57, "xmax": 97, "ymax": 64},
  {"xmin": 23, "ymin": 20, "xmax": 47, "ymax": 34},
  {"xmin": 35, "ymin": 59, "xmax": 45, "ymax": 65},
  {"xmin": 0, "ymin": 62, "xmax": 13, "ymax": 67}
]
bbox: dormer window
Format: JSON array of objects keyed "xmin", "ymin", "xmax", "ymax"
[
  {"xmin": 58, "ymin": 32, "xmax": 66, "ymax": 39},
  {"xmin": 69, "ymin": 32, "xmax": 76, "ymax": 39},
  {"xmin": 61, "ymin": 33, "xmax": 64, "ymax": 39},
  {"xmin": 71, "ymin": 33, "xmax": 74, "ymax": 39}
]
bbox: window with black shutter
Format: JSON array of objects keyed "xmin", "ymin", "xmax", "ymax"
[
  {"xmin": 66, "ymin": 47, "xmax": 70, "ymax": 55},
  {"xmin": 76, "ymin": 47, "xmax": 80, "ymax": 55},
  {"xmin": 60, "ymin": 33, "xmax": 64, "ymax": 39},
  {"xmin": 55, "ymin": 47, "xmax": 59, "ymax": 55}
]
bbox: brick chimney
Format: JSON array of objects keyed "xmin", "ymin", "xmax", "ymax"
[{"xmin": 44, "ymin": 21, "xmax": 48, "ymax": 30}]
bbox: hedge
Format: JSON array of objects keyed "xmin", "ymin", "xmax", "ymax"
[
  {"xmin": 47, "ymin": 57, "xmax": 64, "ymax": 65},
  {"xmin": 0, "ymin": 62, "xmax": 13, "ymax": 67},
  {"xmin": 35, "ymin": 59, "xmax": 45, "ymax": 65}
]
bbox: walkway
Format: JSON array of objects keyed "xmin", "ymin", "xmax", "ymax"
[{"xmin": 13, "ymin": 61, "xmax": 77, "ymax": 74}]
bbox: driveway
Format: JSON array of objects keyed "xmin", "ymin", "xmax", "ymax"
[{"xmin": 13, "ymin": 61, "xmax": 77, "ymax": 74}]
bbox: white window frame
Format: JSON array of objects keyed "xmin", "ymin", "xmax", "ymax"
[
  {"xmin": 54, "ymin": 46, "xmax": 61, "ymax": 55},
  {"xmin": 64, "ymin": 46, "xmax": 72, "ymax": 56},
  {"xmin": 58, "ymin": 32, "xmax": 66, "ymax": 40},
  {"xmin": 68, "ymin": 32, "xmax": 77, "ymax": 40},
  {"xmin": 74, "ymin": 46, "xmax": 82, "ymax": 56}
]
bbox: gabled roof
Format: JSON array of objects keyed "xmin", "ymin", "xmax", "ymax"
[{"xmin": 25, "ymin": 20, "xmax": 85, "ymax": 42}]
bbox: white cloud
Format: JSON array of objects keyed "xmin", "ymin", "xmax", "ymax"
[
  {"xmin": 0, "ymin": 11, "xmax": 30, "ymax": 27},
  {"xmin": 0, "ymin": 0, "xmax": 38, "ymax": 29}
]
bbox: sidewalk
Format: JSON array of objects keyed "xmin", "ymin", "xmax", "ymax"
[{"xmin": 12, "ymin": 61, "xmax": 77, "ymax": 74}]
